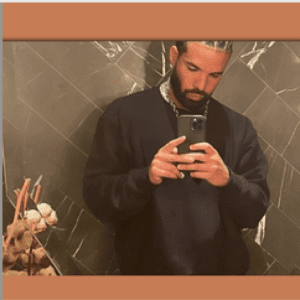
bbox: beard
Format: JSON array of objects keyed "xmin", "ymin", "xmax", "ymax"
[{"xmin": 170, "ymin": 65, "xmax": 211, "ymax": 114}]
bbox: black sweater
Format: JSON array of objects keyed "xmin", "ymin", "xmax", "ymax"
[{"xmin": 83, "ymin": 87, "xmax": 270, "ymax": 275}]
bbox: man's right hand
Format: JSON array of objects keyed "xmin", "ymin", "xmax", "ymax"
[{"xmin": 148, "ymin": 136, "xmax": 195, "ymax": 185}]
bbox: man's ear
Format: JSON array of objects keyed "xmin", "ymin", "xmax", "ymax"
[{"xmin": 169, "ymin": 45, "xmax": 179, "ymax": 66}]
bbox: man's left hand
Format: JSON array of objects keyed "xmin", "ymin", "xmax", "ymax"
[{"xmin": 177, "ymin": 142, "xmax": 230, "ymax": 187}]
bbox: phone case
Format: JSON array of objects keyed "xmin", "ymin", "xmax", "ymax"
[{"xmin": 177, "ymin": 115, "xmax": 206, "ymax": 154}]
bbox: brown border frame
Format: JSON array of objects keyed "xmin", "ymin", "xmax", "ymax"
[{"xmin": 3, "ymin": 3, "xmax": 300, "ymax": 300}]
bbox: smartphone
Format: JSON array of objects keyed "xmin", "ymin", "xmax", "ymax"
[{"xmin": 177, "ymin": 115, "xmax": 206, "ymax": 154}]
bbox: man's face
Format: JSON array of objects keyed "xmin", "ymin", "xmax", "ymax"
[{"xmin": 170, "ymin": 42, "xmax": 231, "ymax": 112}]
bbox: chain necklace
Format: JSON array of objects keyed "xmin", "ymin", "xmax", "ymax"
[{"xmin": 159, "ymin": 79, "xmax": 210, "ymax": 119}]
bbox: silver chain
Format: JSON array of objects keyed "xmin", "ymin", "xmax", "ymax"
[{"xmin": 159, "ymin": 79, "xmax": 210, "ymax": 119}]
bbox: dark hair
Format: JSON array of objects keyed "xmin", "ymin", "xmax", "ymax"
[{"xmin": 175, "ymin": 41, "xmax": 233, "ymax": 56}]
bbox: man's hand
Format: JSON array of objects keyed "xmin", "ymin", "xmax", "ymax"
[
  {"xmin": 149, "ymin": 136, "xmax": 196, "ymax": 185},
  {"xmin": 177, "ymin": 142, "xmax": 230, "ymax": 187}
]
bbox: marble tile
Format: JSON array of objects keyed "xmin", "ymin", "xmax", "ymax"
[
  {"xmin": 284, "ymin": 41, "xmax": 300, "ymax": 59},
  {"xmin": 39, "ymin": 182, "xmax": 67, "ymax": 211},
  {"xmin": 55, "ymin": 197, "xmax": 82, "ymax": 242},
  {"xmin": 260, "ymin": 205, "xmax": 300, "ymax": 272},
  {"xmin": 290, "ymin": 266, "xmax": 300, "ymax": 275},
  {"xmin": 3, "ymin": 147, "xmax": 23, "ymax": 202},
  {"xmin": 48, "ymin": 242, "xmax": 83, "ymax": 275},
  {"xmin": 131, "ymin": 41, "xmax": 173, "ymax": 77},
  {"xmin": 244, "ymin": 87, "xmax": 277, "ymax": 128},
  {"xmin": 266, "ymin": 152, "xmax": 286, "ymax": 207},
  {"xmin": 257, "ymin": 136, "xmax": 269, "ymax": 153},
  {"xmin": 26, "ymin": 41, "xmax": 113, "ymax": 87},
  {"xmin": 16, "ymin": 60, "xmax": 95, "ymax": 137},
  {"xmin": 76, "ymin": 64, "xmax": 136, "ymax": 112},
  {"xmin": 279, "ymin": 166, "xmax": 300, "ymax": 228},
  {"xmin": 92, "ymin": 41, "xmax": 132, "ymax": 62},
  {"xmin": 244, "ymin": 237, "xmax": 275, "ymax": 275},
  {"xmin": 264, "ymin": 260, "xmax": 289, "ymax": 275},
  {"xmin": 105, "ymin": 256, "xmax": 120, "ymax": 275},
  {"xmin": 49, "ymin": 141, "xmax": 88, "ymax": 204},
  {"xmin": 117, "ymin": 47, "xmax": 163, "ymax": 88},
  {"xmin": 256, "ymin": 98, "xmax": 299, "ymax": 154},
  {"xmin": 241, "ymin": 42, "xmax": 300, "ymax": 112},
  {"xmin": 3, "ymin": 41, "xmax": 15, "ymax": 64},
  {"xmin": 226, "ymin": 41, "xmax": 249, "ymax": 70},
  {"xmin": 69, "ymin": 108, "xmax": 103, "ymax": 156},
  {"xmin": 13, "ymin": 42, "xmax": 47, "ymax": 86},
  {"xmin": 69, "ymin": 211, "xmax": 114, "ymax": 274},
  {"xmin": 213, "ymin": 58, "xmax": 266, "ymax": 114},
  {"xmin": 73, "ymin": 257, "xmax": 95, "ymax": 275},
  {"xmin": 283, "ymin": 124, "xmax": 300, "ymax": 173},
  {"xmin": 22, "ymin": 161, "xmax": 66, "ymax": 210},
  {"xmin": 3, "ymin": 59, "xmax": 31, "ymax": 134},
  {"xmin": 23, "ymin": 111, "xmax": 71, "ymax": 179},
  {"xmin": 23, "ymin": 110, "xmax": 88, "ymax": 203},
  {"xmin": 3, "ymin": 118, "xmax": 22, "ymax": 162}
]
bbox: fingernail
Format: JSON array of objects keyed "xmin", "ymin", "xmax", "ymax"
[
  {"xmin": 181, "ymin": 172, "xmax": 185, "ymax": 179},
  {"xmin": 180, "ymin": 135, "xmax": 186, "ymax": 139}
]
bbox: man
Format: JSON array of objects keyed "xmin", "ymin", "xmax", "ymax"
[{"xmin": 83, "ymin": 41, "xmax": 270, "ymax": 275}]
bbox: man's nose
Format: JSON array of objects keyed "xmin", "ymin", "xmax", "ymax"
[{"xmin": 195, "ymin": 72, "xmax": 208, "ymax": 92}]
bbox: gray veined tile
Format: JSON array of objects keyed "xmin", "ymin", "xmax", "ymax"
[
  {"xmin": 284, "ymin": 41, "xmax": 300, "ymax": 59},
  {"xmin": 244, "ymin": 236, "xmax": 275, "ymax": 275},
  {"xmin": 69, "ymin": 108, "xmax": 103, "ymax": 156},
  {"xmin": 257, "ymin": 136, "xmax": 269, "ymax": 153},
  {"xmin": 3, "ymin": 41, "xmax": 15, "ymax": 64},
  {"xmin": 92, "ymin": 41, "xmax": 132, "ymax": 62},
  {"xmin": 117, "ymin": 47, "xmax": 163, "ymax": 88},
  {"xmin": 264, "ymin": 260, "xmax": 289, "ymax": 275},
  {"xmin": 26, "ymin": 41, "xmax": 113, "ymax": 87},
  {"xmin": 213, "ymin": 58, "xmax": 266, "ymax": 115},
  {"xmin": 259, "ymin": 205, "xmax": 300, "ymax": 272},
  {"xmin": 17, "ymin": 65, "xmax": 95, "ymax": 138},
  {"xmin": 75, "ymin": 64, "xmax": 135, "ymax": 112},
  {"xmin": 266, "ymin": 152, "xmax": 286, "ymax": 207},
  {"xmin": 256, "ymin": 97, "xmax": 300, "ymax": 154},
  {"xmin": 241, "ymin": 42, "xmax": 300, "ymax": 111},
  {"xmin": 290, "ymin": 266, "xmax": 300, "ymax": 275},
  {"xmin": 3, "ymin": 59, "xmax": 31, "ymax": 135},
  {"xmin": 240, "ymin": 41, "xmax": 277, "ymax": 71},
  {"xmin": 283, "ymin": 123, "xmax": 300, "ymax": 173},
  {"xmin": 244, "ymin": 87, "xmax": 277, "ymax": 128},
  {"xmin": 68, "ymin": 211, "xmax": 115, "ymax": 274},
  {"xmin": 279, "ymin": 165, "xmax": 300, "ymax": 228}
]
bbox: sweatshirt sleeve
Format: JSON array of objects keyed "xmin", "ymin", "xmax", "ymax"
[
  {"xmin": 82, "ymin": 103, "xmax": 156, "ymax": 223},
  {"xmin": 219, "ymin": 119, "xmax": 270, "ymax": 229}
]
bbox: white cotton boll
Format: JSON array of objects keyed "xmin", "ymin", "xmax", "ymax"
[
  {"xmin": 46, "ymin": 211, "xmax": 57, "ymax": 226},
  {"xmin": 37, "ymin": 203, "xmax": 52, "ymax": 218},
  {"xmin": 25, "ymin": 210, "xmax": 42, "ymax": 225},
  {"xmin": 36, "ymin": 218, "xmax": 47, "ymax": 232}
]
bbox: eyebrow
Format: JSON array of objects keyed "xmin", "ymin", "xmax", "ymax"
[{"xmin": 186, "ymin": 61, "xmax": 224, "ymax": 76}]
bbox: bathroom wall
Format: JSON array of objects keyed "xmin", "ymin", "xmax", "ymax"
[{"xmin": 3, "ymin": 41, "xmax": 300, "ymax": 275}]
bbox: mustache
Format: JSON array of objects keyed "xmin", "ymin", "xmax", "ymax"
[{"xmin": 184, "ymin": 89, "xmax": 209, "ymax": 97}]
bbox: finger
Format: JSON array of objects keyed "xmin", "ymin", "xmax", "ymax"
[
  {"xmin": 171, "ymin": 147, "xmax": 178, "ymax": 154},
  {"xmin": 189, "ymin": 142, "xmax": 216, "ymax": 155},
  {"xmin": 161, "ymin": 136, "xmax": 186, "ymax": 152},
  {"xmin": 156, "ymin": 152, "xmax": 195, "ymax": 164},
  {"xmin": 177, "ymin": 163, "xmax": 214, "ymax": 172},
  {"xmin": 155, "ymin": 160, "xmax": 184, "ymax": 178},
  {"xmin": 185, "ymin": 152, "xmax": 209, "ymax": 162}
]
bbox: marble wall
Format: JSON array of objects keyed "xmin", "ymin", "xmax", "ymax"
[{"xmin": 3, "ymin": 41, "xmax": 300, "ymax": 275}]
